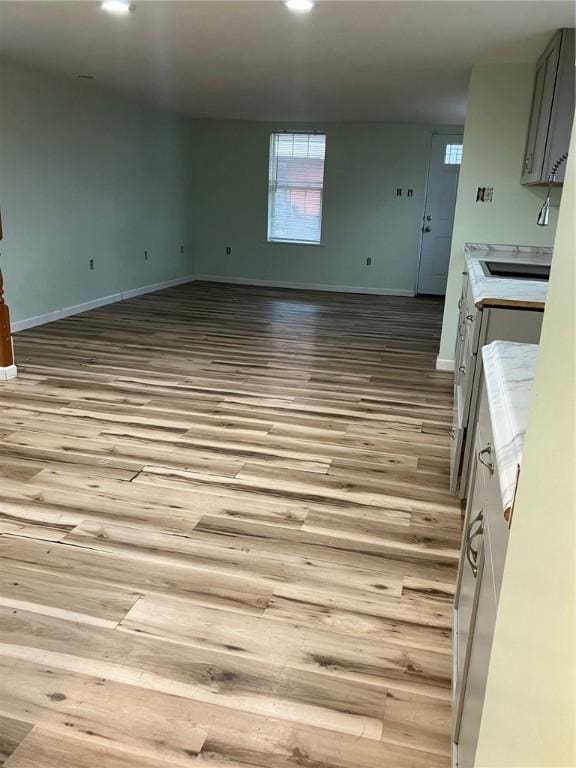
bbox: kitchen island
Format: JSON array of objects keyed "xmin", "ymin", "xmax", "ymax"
[
  {"xmin": 452, "ymin": 340, "xmax": 538, "ymax": 768},
  {"xmin": 450, "ymin": 243, "xmax": 550, "ymax": 496}
]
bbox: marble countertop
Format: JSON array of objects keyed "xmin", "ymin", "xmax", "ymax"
[
  {"xmin": 481, "ymin": 340, "xmax": 538, "ymax": 516},
  {"xmin": 465, "ymin": 243, "xmax": 552, "ymax": 310}
]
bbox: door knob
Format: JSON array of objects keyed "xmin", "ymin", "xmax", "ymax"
[{"xmin": 423, "ymin": 226, "xmax": 431, "ymax": 233}]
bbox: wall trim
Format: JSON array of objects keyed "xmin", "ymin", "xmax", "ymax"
[
  {"xmin": 195, "ymin": 274, "xmax": 414, "ymax": 297},
  {"xmin": 11, "ymin": 273, "xmax": 418, "ymax": 334},
  {"xmin": 436, "ymin": 356, "xmax": 455, "ymax": 372},
  {"xmin": 11, "ymin": 275, "xmax": 195, "ymax": 333},
  {"xmin": 0, "ymin": 364, "xmax": 18, "ymax": 381}
]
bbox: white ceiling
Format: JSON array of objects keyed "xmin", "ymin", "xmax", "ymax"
[{"xmin": 0, "ymin": 1, "xmax": 574, "ymax": 124}]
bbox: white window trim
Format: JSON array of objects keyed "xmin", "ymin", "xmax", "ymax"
[
  {"xmin": 267, "ymin": 239, "xmax": 325, "ymax": 247},
  {"xmin": 267, "ymin": 131, "xmax": 326, "ymax": 246}
]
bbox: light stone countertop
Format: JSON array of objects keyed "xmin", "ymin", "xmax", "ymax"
[
  {"xmin": 481, "ymin": 340, "xmax": 538, "ymax": 517},
  {"xmin": 464, "ymin": 243, "xmax": 552, "ymax": 310}
]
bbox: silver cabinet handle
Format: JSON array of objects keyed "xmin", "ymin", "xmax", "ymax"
[
  {"xmin": 465, "ymin": 509, "xmax": 484, "ymax": 578},
  {"xmin": 478, "ymin": 444, "xmax": 495, "ymax": 474},
  {"xmin": 459, "ymin": 365, "xmax": 466, "ymax": 374},
  {"xmin": 466, "ymin": 314, "xmax": 474, "ymax": 322}
]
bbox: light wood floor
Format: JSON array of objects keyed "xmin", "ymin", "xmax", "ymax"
[{"xmin": 0, "ymin": 282, "xmax": 461, "ymax": 767}]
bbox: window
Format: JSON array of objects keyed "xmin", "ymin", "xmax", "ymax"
[
  {"xmin": 267, "ymin": 132, "xmax": 326, "ymax": 244},
  {"xmin": 444, "ymin": 143, "xmax": 463, "ymax": 165}
]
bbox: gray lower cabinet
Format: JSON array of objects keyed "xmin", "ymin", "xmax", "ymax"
[
  {"xmin": 452, "ymin": 383, "xmax": 510, "ymax": 767},
  {"xmin": 454, "ymin": 544, "xmax": 497, "ymax": 768},
  {"xmin": 450, "ymin": 274, "xmax": 543, "ymax": 497}
]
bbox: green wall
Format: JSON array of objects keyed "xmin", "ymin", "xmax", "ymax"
[
  {"xmin": 437, "ymin": 63, "xmax": 559, "ymax": 364},
  {"xmin": 0, "ymin": 57, "xmax": 195, "ymax": 326},
  {"xmin": 1, "ymin": 57, "xmax": 461, "ymax": 326},
  {"xmin": 191, "ymin": 120, "xmax": 461, "ymax": 294}
]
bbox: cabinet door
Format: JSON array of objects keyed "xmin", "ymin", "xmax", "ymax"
[
  {"xmin": 454, "ymin": 544, "xmax": 497, "ymax": 768},
  {"xmin": 543, "ymin": 29, "xmax": 575, "ymax": 183},
  {"xmin": 453, "ymin": 429, "xmax": 485, "ymax": 713},
  {"xmin": 450, "ymin": 393, "xmax": 466, "ymax": 495},
  {"xmin": 522, "ymin": 32, "xmax": 561, "ymax": 184},
  {"xmin": 454, "ymin": 272, "xmax": 469, "ymax": 373},
  {"xmin": 450, "ymin": 275, "xmax": 470, "ymax": 493},
  {"xmin": 453, "ymin": 383, "xmax": 502, "ymax": 767},
  {"xmin": 458, "ymin": 311, "xmax": 478, "ymax": 423},
  {"xmin": 482, "ymin": 450, "xmax": 510, "ymax": 602},
  {"xmin": 450, "ymin": 287, "xmax": 479, "ymax": 494}
]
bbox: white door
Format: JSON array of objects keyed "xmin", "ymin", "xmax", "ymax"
[{"xmin": 417, "ymin": 134, "xmax": 463, "ymax": 295}]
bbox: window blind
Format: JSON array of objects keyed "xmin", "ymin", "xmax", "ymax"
[{"xmin": 267, "ymin": 132, "xmax": 326, "ymax": 244}]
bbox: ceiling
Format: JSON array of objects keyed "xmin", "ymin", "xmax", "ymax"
[{"xmin": 0, "ymin": 1, "xmax": 574, "ymax": 124}]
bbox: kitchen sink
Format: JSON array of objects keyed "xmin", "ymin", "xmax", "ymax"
[{"xmin": 482, "ymin": 261, "xmax": 551, "ymax": 281}]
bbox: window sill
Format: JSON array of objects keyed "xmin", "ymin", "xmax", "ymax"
[{"xmin": 267, "ymin": 239, "xmax": 325, "ymax": 247}]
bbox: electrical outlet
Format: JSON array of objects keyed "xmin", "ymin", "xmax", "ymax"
[
  {"xmin": 89, "ymin": 259, "xmax": 94, "ymax": 270},
  {"xmin": 407, "ymin": 188, "xmax": 414, "ymax": 198},
  {"xmin": 396, "ymin": 188, "xmax": 402, "ymax": 197},
  {"xmin": 144, "ymin": 250, "xmax": 148, "ymax": 260},
  {"xmin": 366, "ymin": 257, "xmax": 372, "ymax": 266},
  {"xmin": 226, "ymin": 246, "xmax": 232, "ymax": 255},
  {"xmin": 180, "ymin": 245, "xmax": 185, "ymax": 254}
]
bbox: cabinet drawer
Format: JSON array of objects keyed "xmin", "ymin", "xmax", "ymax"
[
  {"xmin": 454, "ymin": 279, "xmax": 469, "ymax": 364},
  {"xmin": 463, "ymin": 281, "xmax": 480, "ymax": 356},
  {"xmin": 469, "ymin": 386, "xmax": 511, "ymax": 601},
  {"xmin": 449, "ymin": 422, "xmax": 466, "ymax": 495},
  {"xmin": 456, "ymin": 338, "xmax": 474, "ymax": 417}
]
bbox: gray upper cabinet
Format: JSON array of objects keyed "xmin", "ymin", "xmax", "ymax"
[{"xmin": 521, "ymin": 28, "xmax": 575, "ymax": 185}]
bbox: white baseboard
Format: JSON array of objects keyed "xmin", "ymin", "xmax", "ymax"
[
  {"xmin": 0, "ymin": 364, "xmax": 18, "ymax": 381},
  {"xmin": 11, "ymin": 273, "xmax": 415, "ymax": 334},
  {"xmin": 195, "ymin": 274, "xmax": 414, "ymax": 297},
  {"xmin": 11, "ymin": 275, "xmax": 195, "ymax": 333},
  {"xmin": 120, "ymin": 276, "xmax": 193, "ymax": 300},
  {"xmin": 436, "ymin": 356, "xmax": 455, "ymax": 372}
]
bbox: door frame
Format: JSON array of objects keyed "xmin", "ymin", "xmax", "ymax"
[{"xmin": 414, "ymin": 131, "xmax": 464, "ymax": 296}]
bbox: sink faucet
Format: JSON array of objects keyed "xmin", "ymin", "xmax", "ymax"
[{"xmin": 537, "ymin": 152, "xmax": 568, "ymax": 226}]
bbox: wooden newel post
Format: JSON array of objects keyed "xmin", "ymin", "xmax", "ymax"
[
  {"xmin": 0, "ymin": 269, "xmax": 15, "ymax": 366},
  {"xmin": 0, "ymin": 211, "xmax": 17, "ymax": 380}
]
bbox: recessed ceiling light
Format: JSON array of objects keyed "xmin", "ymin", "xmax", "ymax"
[
  {"xmin": 284, "ymin": 0, "xmax": 315, "ymax": 13},
  {"xmin": 100, "ymin": 0, "xmax": 133, "ymax": 15}
]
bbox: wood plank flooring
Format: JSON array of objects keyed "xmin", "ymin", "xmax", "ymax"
[{"xmin": 0, "ymin": 282, "xmax": 461, "ymax": 767}]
